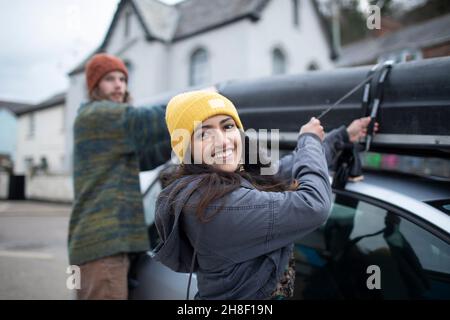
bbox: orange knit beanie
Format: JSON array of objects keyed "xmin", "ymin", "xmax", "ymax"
[{"xmin": 85, "ymin": 53, "xmax": 128, "ymax": 93}]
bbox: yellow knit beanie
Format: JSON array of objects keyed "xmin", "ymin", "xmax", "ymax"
[{"xmin": 165, "ymin": 90, "xmax": 244, "ymax": 163}]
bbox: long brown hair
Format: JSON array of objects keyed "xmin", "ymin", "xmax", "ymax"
[{"xmin": 161, "ymin": 134, "xmax": 299, "ymax": 223}]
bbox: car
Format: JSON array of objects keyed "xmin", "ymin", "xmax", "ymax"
[
  {"xmin": 128, "ymin": 153, "xmax": 450, "ymax": 300},
  {"xmin": 293, "ymin": 167, "xmax": 450, "ymax": 299},
  {"xmin": 129, "ymin": 58, "xmax": 450, "ymax": 299}
]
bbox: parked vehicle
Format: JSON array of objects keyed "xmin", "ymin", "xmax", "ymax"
[
  {"xmin": 129, "ymin": 57, "xmax": 450, "ymax": 299},
  {"xmin": 129, "ymin": 158, "xmax": 450, "ymax": 300}
]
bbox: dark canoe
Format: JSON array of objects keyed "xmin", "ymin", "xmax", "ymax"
[{"xmin": 218, "ymin": 57, "xmax": 450, "ymax": 158}]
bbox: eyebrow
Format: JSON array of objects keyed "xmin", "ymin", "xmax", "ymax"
[{"xmin": 195, "ymin": 117, "xmax": 233, "ymax": 132}]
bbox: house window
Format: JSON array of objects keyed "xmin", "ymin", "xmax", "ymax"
[
  {"xmin": 307, "ymin": 61, "xmax": 320, "ymax": 71},
  {"xmin": 124, "ymin": 9, "xmax": 132, "ymax": 38},
  {"xmin": 24, "ymin": 157, "xmax": 33, "ymax": 172},
  {"xmin": 28, "ymin": 113, "xmax": 35, "ymax": 138},
  {"xmin": 292, "ymin": 0, "xmax": 300, "ymax": 27},
  {"xmin": 272, "ymin": 48, "xmax": 287, "ymax": 75},
  {"xmin": 124, "ymin": 60, "xmax": 133, "ymax": 92},
  {"xmin": 189, "ymin": 48, "xmax": 210, "ymax": 87}
]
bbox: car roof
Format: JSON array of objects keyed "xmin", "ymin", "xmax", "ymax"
[
  {"xmin": 344, "ymin": 170, "xmax": 450, "ymax": 233},
  {"xmin": 354, "ymin": 169, "xmax": 450, "ymax": 202},
  {"xmin": 139, "ymin": 162, "xmax": 450, "ymax": 233}
]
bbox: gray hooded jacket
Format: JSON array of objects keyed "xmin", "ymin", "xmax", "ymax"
[{"xmin": 154, "ymin": 126, "xmax": 349, "ymax": 299}]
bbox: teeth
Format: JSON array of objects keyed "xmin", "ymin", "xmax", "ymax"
[{"xmin": 214, "ymin": 149, "xmax": 233, "ymax": 158}]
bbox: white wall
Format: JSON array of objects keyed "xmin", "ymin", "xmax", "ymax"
[
  {"xmin": 0, "ymin": 172, "xmax": 8, "ymax": 199},
  {"xmin": 26, "ymin": 174, "xmax": 73, "ymax": 202},
  {"xmin": 166, "ymin": 0, "xmax": 332, "ymax": 91},
  {"xmin": 247, "ymin": 0, "xmax": 332, "ymax": 77},
  {"xmin": 0, "ymin": 108, "xmax": 17, "ymax": 161},
  {"xmin": 15, "ymin": 105, "xmax": 66, "ymax": 175},
  {"xmin": 121, "ymin": 40, "xmax": 171, "ymax": 101},
  {"xmin": 14, "ymin": 104, "xmax": 72, "ymax": 202},
  {"xmin": 107, "ymin": 2, "xmax": 144, "ymax": 54},
  {"xmin": 168, "ymin": 19, "xmax": 252, "ymax": 91},
  {"xmin": 65, "ymin": 72, "xmax": 86, "ymax": 172}
]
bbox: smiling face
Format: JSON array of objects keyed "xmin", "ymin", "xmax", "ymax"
[{"xmin": 190, "ymin": 115, "xmax": 243, "ymax": 172}]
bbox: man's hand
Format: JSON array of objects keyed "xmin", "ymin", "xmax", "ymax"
[
  {"xmin": 300, "ymin": 117, "xmax": 325, "ymax": 141},
  {"xmin": 346, "ymin": 116, "xmax": 379, "ymax": 143}
]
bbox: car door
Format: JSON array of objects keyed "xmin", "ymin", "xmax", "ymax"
[
  {"xmin": 293, "ymin": 191, "xmax": 450, "ymax": 300},
  {"xmin": 130, "ymin": 165, "xmax": 198, "ymax": 300}
]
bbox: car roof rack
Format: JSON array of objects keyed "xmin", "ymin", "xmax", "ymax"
[{"xmin": 218, "ymin": 57, "xmax": 450, "ymax": 159}]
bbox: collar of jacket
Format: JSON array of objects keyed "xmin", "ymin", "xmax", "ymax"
[{"xmin": 239, "ymin": 175, "xmax": 256, "ymax": 190}]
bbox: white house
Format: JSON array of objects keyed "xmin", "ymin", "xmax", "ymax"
[
  {"xmin": 14, "ymin": 92, "xmax": 72, "ymax": 202},
  {"xmin": 0, "ymin": 100, "xmax": 32, "ymax": 163},
  {"xmin": 65, "ymin": 0, "xmax": 335, "ymax": 172},
  {"xmin": 0, "ymin": 100, "xmax": 32, "ymax": 199}
]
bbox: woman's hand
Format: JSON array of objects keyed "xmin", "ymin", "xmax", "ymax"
[
  {"xmin": 346, "ymin": 116, "xmax": 379, "ymax": 143},
  {"xmin": 300, "ymin": 117, "xmax": 325, "ymax": 141}
]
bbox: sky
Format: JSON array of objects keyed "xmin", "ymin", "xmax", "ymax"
[{"xmin": 0, "ymin": 0, "xmax": 184, "ymax": 104}]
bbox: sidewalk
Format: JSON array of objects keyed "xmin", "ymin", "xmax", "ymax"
[
  {"xmin": 0, "ymin": 200, "xmax": 71, "ymax": 217},
  {"xmin": 0, "ymin": 200, "xmax": 73, "ymax": 299}
]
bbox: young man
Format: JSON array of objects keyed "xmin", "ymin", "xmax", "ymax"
[{"xmin": 68, "ymin": 53, "xmax": 172, "ymax": 299}]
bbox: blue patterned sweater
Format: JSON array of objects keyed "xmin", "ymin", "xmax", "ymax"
[{"xmin": 68, "ymin": 100, "xmax": 171, "ymax": 265}]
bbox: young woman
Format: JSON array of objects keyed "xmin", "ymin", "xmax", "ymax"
[{"xmin": 154, "ymin": 90, "xmax": 376, "ymax": 300}]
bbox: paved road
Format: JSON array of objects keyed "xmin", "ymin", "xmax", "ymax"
[{"xmin": 0, "ymin": 201, "xmax": 74, "ymax": 300}]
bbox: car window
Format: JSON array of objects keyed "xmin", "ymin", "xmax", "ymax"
[{"xmin": 294, "ymin": 193, "xmax": 450, "ymax": 300}]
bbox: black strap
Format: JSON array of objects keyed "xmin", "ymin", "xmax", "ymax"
[
  {"xmin": 364, "ymin": 60, "xmax": 394, "ymax": 152},
  {"xmin": 186, "ymin": 228, "xmax": 202, "ymax": 300},
  {"xmin": 186, "ymin": 249, "xmax": 197, "ymax": 300},
  {"xmin": 361, "ymin": 64, "xmax": 380, "ymax": 120}
]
